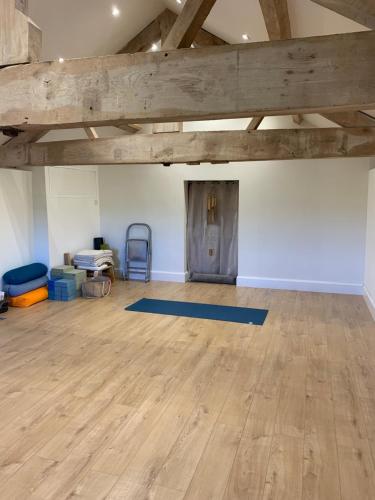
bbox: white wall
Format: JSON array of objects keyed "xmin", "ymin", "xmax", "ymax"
[
  {"xmin": 99, "ymin": 157, "xmax": 369, "ymax": 294},
  {"xmin": 365, "ymin": 168, "xmax": 375, "ymax": 318},
  {"xmin": 31, "ymin": 167, "xmax": 50, "ymax": 267},
  {"xmin": 45, "ymin": 166, "xmax": 101, "ymax": 267},
  {"xmin": 0, "ymin": 169, "xmax": 34, "ymax": 284}
]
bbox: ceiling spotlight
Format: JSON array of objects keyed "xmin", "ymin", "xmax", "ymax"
[
  {"xmin": 176, "ymin": 0, "xmax": 182, "ymax": 4},
  {"xmin": 151, "ymin": 43, "xmax": 158, "ymax": 51},
  {"xmin": 242, "ymin": 33, "xmax": 250, "ymax": 41},
  {"xmin": 58, "ymin": 57, "xmax": 64, "ymax": 63},
  {"xmin": 112, "ymin": 5, "xmax": 120, "ymax": 17}
]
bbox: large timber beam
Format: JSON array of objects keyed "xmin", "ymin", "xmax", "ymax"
[
  {"xmin": 1, "ymin": 31, "xmax": 375, "ymax": 130},
  {"xmin": 1, "ymin": 128, "xmax": 375, "ymax": 167},
  {"xmin": 154, "ymin": 0, "xmax": 217, "ymax": 133},
  {"xmin": 258, "ymin": 1, "xmax": 371, "ymax": 130},
  {"xmin": 310, "ymin": 0, "xmax": 375, "ymax": 30},
  {"xmin": 254, "ymin": 0, "xmax": 292, "ymax": 129}
]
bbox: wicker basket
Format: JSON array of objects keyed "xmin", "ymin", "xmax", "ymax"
[{"xmin": 82, "ymin": 276, "xmax": 112, "ymax": 298}]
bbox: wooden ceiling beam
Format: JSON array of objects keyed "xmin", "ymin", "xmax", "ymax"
[
  {"xmin": 1, "ymin": 31, "xmax": 375, "ymax": 130},
  {"xmin": 293, "ymin": 114, "xmax": 304, "ymax": 125},
  {"xmin": 153, "ymin": 2, "xmax": 217, "ymax": 134},
  {"xmin": 258, "ymin": 0, "xmax": 372, "ymax": 129},
  {"xmin": 3, "ymin": 129, "xmax": 48, "ymax": 147},
  {"xmin": 117, "ymin": 16, "xmax": 162, "ymax": 54},
  {"xmin": 259, "ymin": 0, "xmax": 291, "ymax": 40},
  {"xmin": 162, "ymin": 0, "xmax": 217, "ymax": 50},
  {"xmin": 118, "ymin": 8, "xmax": 226, "ymax": 54},
  {"xmin": 84, "ymin": 127, "xmax": 99, "ymax": 140},
  {"xmin": 116, "ymin": 123, "xmax": 142, "ymax": 134},
  {"xmin": 159, "ymin": 8, "xmax": 226, "ymax": 47},
  {"xmin": 2, "ymin": 128, "xmax": 375, "ymax": 167},
  {"xmin": 255, "ymin": 0, "xmax": 292, "ymax": 129},
  {"xmin": 118, "ymin": 7, "xmax": 225, "ymax": 135},
  {"xmin": 320, "ymin": 111, "xmax": 375, "ymax": 127},
  {"xmin": 246, "ymin": 117, "xmax": 264, "ymax": 131},
  {"xmin": 310, "ymin": 0, "xmax": 375, "ymax": 29}
]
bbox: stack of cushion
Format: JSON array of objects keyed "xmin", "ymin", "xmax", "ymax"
[{"xmin": 3, "ymin": 263, "xmax": 48, "ymax": 308}]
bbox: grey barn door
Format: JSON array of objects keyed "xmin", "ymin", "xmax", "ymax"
[{"xmin": 187, "ymin": 181, "xmax": 239, "ymax": 285}]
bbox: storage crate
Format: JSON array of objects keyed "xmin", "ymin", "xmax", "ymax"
[{"xmin": 82, "ymin": 276, "xmax": 111, "ymax": 298}]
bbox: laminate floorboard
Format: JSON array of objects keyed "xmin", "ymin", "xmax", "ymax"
[{"xmin": 0, "ymin": 281, "xmax": 374, "ymax": 499}]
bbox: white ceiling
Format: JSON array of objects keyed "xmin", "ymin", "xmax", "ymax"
[
  {"xmin": 29, "ymin": 0, "xmax": 367, "ymax": 61},
  {"xmin": 166, "ymin": 0, "xmax": 366, "ymax": 43},
  {"xmin": 29, "ymin": 0, "xmax": 165, "ymax": 60}
]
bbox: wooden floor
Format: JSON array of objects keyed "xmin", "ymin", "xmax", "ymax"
[{"xmin": 0, "ymin": 281, "xmax": 374, "ymax": 499}]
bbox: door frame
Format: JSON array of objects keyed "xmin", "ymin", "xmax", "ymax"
[{"xmin": 184, "ymin": 179, "xmax": 239, "ymax": 284}]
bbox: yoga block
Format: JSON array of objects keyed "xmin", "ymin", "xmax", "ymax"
[
  {"xmin": 51, "ymin": 265, "xmax": 74, "ymax": 279},
  {"xmin": 62, "ymin": 269, "xmax": 87, "ymax": 291},
  {"xmin": 48, "ymin": 279, "xmax": 77, "ymax": 301}
]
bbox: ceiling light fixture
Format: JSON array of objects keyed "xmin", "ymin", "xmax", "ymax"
[
  {"xmin": 112, "ymin": 5, "xmax": 120, "ymax": 17},
  {"xmin": 151, "ymin": 43, "xmax": 158, "ymax": 51},
  {"xmin": 58, "ymin": 57, "xmax": 64, "ymax": 63},
  {"xmin": 242, "ymin": 33, "xmax": 250, "ymax": 41},
  {"xmin": 176, "ymin": 0, "xmax": 182, "ymax": 4}
]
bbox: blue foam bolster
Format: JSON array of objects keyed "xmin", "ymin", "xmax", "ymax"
[
  {"xmin": 3, "ymin": 263, "xmax": 48, "ymax": 285},
  {"xmin": 3, "ymin": 275, "xmax": 48, "ymax": 297}
]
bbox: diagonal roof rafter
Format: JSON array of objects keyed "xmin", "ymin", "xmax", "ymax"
[{"xmin": 257, "ymin": 0, "xmax": 373, "ymax": 131}]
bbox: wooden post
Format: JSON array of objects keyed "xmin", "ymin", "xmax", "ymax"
[{"xmin": 0, "ymin": 0, "xmax": 41, "ymax": 66}]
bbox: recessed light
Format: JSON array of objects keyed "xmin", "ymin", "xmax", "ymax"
[
  {"xmin": 112, "ymin": 5, "xmax": 120, "ymax": 17},
  {"xmin": 242, "ymin": 33, "xmax": 250, "ymax": 41},
  {"xmin": 151, "ymin": 43, "xmax": 158, "ymax": 51},
  {"xmin": 58, "ymin": 57, "xmax": 64, "ymax": 63},
  {"xmin": 176, "ymin": 0, "xmax": 182, "ymax": 4}
]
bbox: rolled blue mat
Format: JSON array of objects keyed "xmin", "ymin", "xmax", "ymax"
[
  {"xmin": 3, "ymin": 263, "xmax": 48, "ymax": 285},
  {"xmin": 4, "ymin": 275, "xmax": 48, "ymax": 297}
]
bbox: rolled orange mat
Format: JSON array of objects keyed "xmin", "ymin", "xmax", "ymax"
[{"xmin": 8, "ymin": 286, "xmax": 48, "ymax": 308}]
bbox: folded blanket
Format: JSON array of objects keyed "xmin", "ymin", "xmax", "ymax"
[
  {"xmin": 9, "ymin": 287, "xmax": 48, "ymax": 308},
  {"xmin": 74, "ymin": 250, "xmax": 114, "ymax": 269},
  {"xmin": 4, "ymin": 275, "xmax": 48, "ymax": 297},
  {"xmin": 76, "ymin": 264, "xmax": 111, "ymax": 271},
  {"xmin": 75, "ymin": 257, "xmax": 113, "ymax": 266},
  {"xmin": 3, "ymin": 263, "xmax": 48, "ymax": 285},
  {"xmin": 75, "ymin": 250, "xmax": 113, "ymax": 257}
]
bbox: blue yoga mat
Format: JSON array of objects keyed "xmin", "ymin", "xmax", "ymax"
[{"xmin": 126, "ymin": 298, "xmax": 268, "ymax": 325}]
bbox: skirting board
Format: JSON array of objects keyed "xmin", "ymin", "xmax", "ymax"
[
  {"xmin": 151, "ymin": 271, "xmax": 187, "ymax": 283},
  {"xmin": 364, "ymin": 287, "xmax": 375, "ymax": 321},
  {"xmin": 236, "ymin": 276, "xmax": 363, "ymax": 295},
  {"xmin": 116, "ymin": 268, "xmax": 187, "ymax": 282},
  {"xmin": 119, "ymin": 267, "xmax": 363, "ymax": 295}
]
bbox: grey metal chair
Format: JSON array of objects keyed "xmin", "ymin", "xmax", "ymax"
[{"xmin": 124, "ymin": 223, "xmax": 152, "ymax": 282}]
